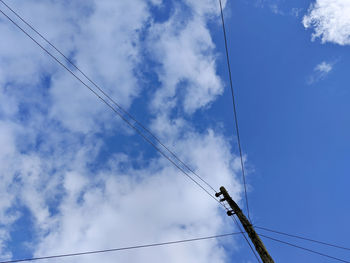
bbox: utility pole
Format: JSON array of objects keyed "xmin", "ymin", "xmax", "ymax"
[{"xmin": 216, "ymin": 186, "xmax": 274, "ymax": 263}]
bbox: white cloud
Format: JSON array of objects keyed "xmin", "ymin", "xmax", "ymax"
[
  {"xmin": 33, "ymin": 130, "xmax": 239, "ymax": 263},
  {"xmin": 253, "ymin": 0, "xmax": 286, "ymax": 16},
  {"xmin": 303, "ymin": 0, "xmax": 350, "ymax": 45},
  {"xmin": 308, "ymin": 61, "xmax": 334, "ymax": 84},
  {"xmin": 269, "ymin": 4, "xmax": 284, "ymax": 15},
  {"xmin": 147, "ymin": 4, "xmax": 223, "ymax": 114},
  {"xmin": 0, "ymin": 0, "xmax": 246, "ymax": 262},
  {"xmin": 291, "ymin": 8, "xmax": 303, "ymax": 18},
  {"xmin": 1, "ymin": 0, "xmax": 149, "ymax": 134},
  {"xmin": 316, "ymin": 61, "xmax": 333, "ymax": 73},
  {"xmin": 184, "ymin": 0, "xmax": 226, "ymax": 17}
]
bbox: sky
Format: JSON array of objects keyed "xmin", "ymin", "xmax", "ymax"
[{"xmin": 0, "ymin": 0, "xmax": 349, "ymax": 262}]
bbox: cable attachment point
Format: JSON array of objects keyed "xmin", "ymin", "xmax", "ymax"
[
  {"xmin": 216, "ymin": 190, "xmax": 226, "ymax": 202},
  {"xmin": 227, "ymin": 210, "xmax": 235, "ymax": 216},
  {"xmin": 215, "ymin": 192, "xmax": 223, "ymax": 198}
]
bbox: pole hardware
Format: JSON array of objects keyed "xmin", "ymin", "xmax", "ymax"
[
  {"xmin": 227, "ymin": 210, "xmax": 235, "ymax": 216},
  {"xmin": 215, "ymin": 192, "xmax": 223, "ymax": 197},
  {"xmin": 218, "ymin": 186, "xmax": 275, "ymax": 263}
]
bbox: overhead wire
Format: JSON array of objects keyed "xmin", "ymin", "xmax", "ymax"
[
  {"xmin": 0, "ymin": 9, "xmax": 259, "ymax": 257},
  {"xmin": 0, "ymin": 3, "xmax": 262, "ymax": 262},
  {"xmin": 218, "ymin": 196, "xmax": 260, "ymax": 262},
  {"xmin": 217, "ymin": 0, "xmax": 251, "ymax": 221},
  {"xmin": 0, "ymin": 0, "xmax": 257, "ymax": 221},
  {"xmin": 0, "ymin": 232, "xmax": 243, "ymax": 263},
  {"xmin": 0, "ymin": 0, "xmax": 217, "ymax": 194},
  {"xmin": 215, "ymin": 2, "xmax": 350, "ymax": 262},
  {"xmin": 230, "ymin": 215, "xmax": 262, "ymax": 263},
  {"xmin": 0, "ymin": 3, "xmax": 222, "ymax": 205},
  {"xmin": 256, "ymin": 226, "xmax": 350, "ymax": 251},
  {"xmin": 216, "ymin": 1, "xmax": 259, "ymax": 259},
  {"xmin": 259, "ymin": 233, "xmax": 350, "ymax": 263},
  {"xmin": 5, "ymin": 6, "xmax": 346, "ymax": 261}
]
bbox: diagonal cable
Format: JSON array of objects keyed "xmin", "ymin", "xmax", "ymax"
[
  {"xmin": 0, "ymin": 7, "xmax": 220, "ymax": 204},
  {"xmin": 217, "ymin": 0, "xmax": 251, "ymax": 221},
  {"xmin": 0, "ymin": 232, "xmax": 243, "ymax": 263},
  {"xmin": 259, "ymin": 233, "xmax": 350, "ymax": 263},
  {"xmin": 0, "ymin": 0, "xmax": 217, "ymax": 194},
  {"xmin": 230, "ymin": 215, "xmax": 262, "ymax": 263},
  {"xmin": 0, "ymin": 5, "xmax": 264, "ymax": 261},
  {"xmin": 256, "ymin": 226, "xmax": 350, "ymax": 251}
]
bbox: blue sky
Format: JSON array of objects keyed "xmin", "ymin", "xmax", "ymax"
[
  {"xmin": 221, "ymin": 0, "xmax": 350, "ymax": 262},
  {"xmin": 0, "ymin": 0, "xmax": 350, "ymax": 262}
]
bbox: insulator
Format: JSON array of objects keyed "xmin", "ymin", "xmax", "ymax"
[
  {"xmin": 220, "ymin": 198, "xmax": 226, "ymax": 202},
  {"xmin": 215, "ymin": 192, "xmax": 223, "ymax": 197},
  {"xmin": 227, "ymin": 210, "xmax": 235, "ymax": 216}
]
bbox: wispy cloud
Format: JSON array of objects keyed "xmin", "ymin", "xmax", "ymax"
[
  {"xmin": 269, "ymin": 4, "xmax": 284, "ymax": 15},
  {"xmin": 315, "ymin": 61, "xmax": 333, "ymax": 74},
  {"xmin": 291, "ymin": 7, "xmax": 303, "ymax": 18},
  {"xmin": 308, "ymin": 61, "xmax": 335, "ymax": 84},
  {"xmin": 254, "ymin": 0, "xmax": 304, "ymax": 17}
]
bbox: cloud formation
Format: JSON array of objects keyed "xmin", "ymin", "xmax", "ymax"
[
  {"xmin": 147, "ymin": 2, "xmax": 223, "ymax": 114},
  {"xmin": 0, "ymin": 0, "xmax": 243, "ymax": 262},
  {"xmin": 308, "ymin": 61, "xmax": 334, "ymax": 84},
  {"xmin": 303, "ymin": 0, "xmax": 350, "ymax": 45}
]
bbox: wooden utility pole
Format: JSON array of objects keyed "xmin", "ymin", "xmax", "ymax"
[{"xmin": 216, "ymin": 186, "xmax": 274, "ymax": 263}]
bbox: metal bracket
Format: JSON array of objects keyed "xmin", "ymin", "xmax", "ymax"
[{"xmin": 227, "ymin": 210, "xmax": 235, "ymax": 216}]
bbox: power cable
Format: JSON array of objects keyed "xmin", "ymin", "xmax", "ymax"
[
  {"xmin": 0, "ymin": 232, "xmax": 243, "ymax": 263},
  {"xmin": 219, "ymin": 199, "xmax": 260, "ymax": 262},
  {"xmin": 256, "ymin": 226, "xmax": 350, "ymax": 251},
  {"xmin": 230, "ymin": 215, "xmax": 261, "ymax": 263},
  {"xmin": 0, "ymin": 5, "xmax": 262, "ymax": 262},
  {"xmin": 0, "ymin": 6, "xmax": 220, "ymax": 205},
  {"xmin": 218, "ymin": 0, "xmax": 250, "ymax": 220},
  {"xmin": 259, "ymin": 233, "xmax": 350, "ymax": 263},
  {"xmin": 0, "ymin": 0, "xmax": 217, "ymax": 194}
]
